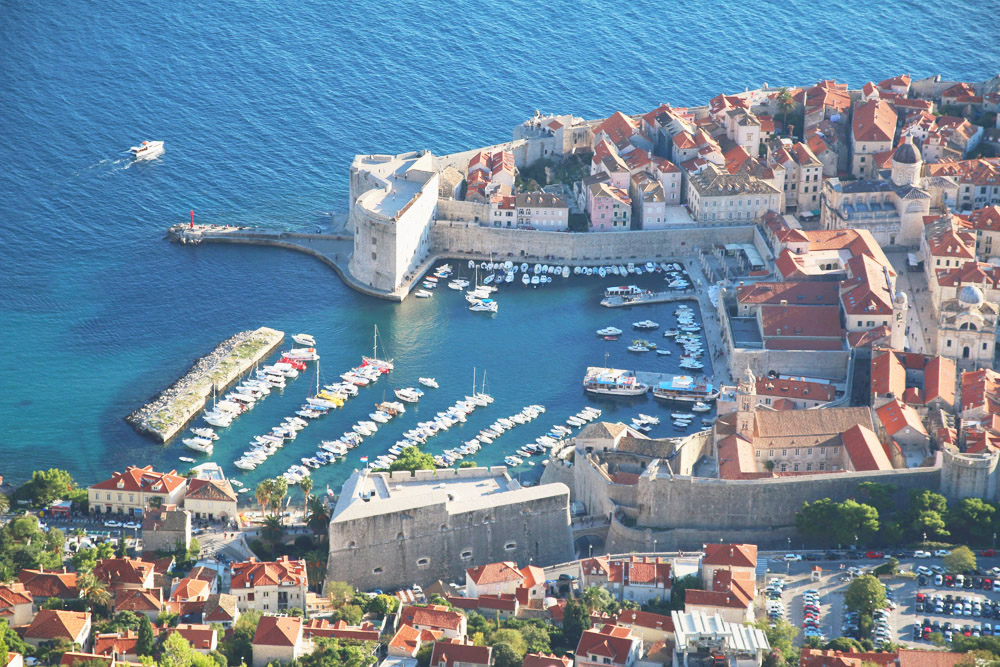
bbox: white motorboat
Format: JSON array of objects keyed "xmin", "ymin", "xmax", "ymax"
[
  {"xmin": 203, "ymin": 412, "xmax": 232, "ymax": 427},
  {"xmin": 292, "ymin": 333, "xmax": 316, "ymax": 346},
  {"xmin": 469, "ymin": 299, "xmax": 498, "ymax": 313},
  {"xmin": 627, "ymin": 344, "xmax": 649, "ymax": 352},
  {"xmin": 178, "ymin": 456, "xmax": 195, "ymax": 463},
  {"xmin": 418, "ymin": 377, "xmax": 439, "ymax": 388},
  {"xmin": 190, "ymin": 427, "xmax": 218, "ymax": 440},
  {"xmin": 692, "ymin": 402, "xmax": 712, "ymax": 413},
  {"xmin": 597, "ymin": 326, "xmax": 623, "ymax": 336},
  {"xmin": 183, "ymin": 438, "xmax": 214, "ymax": 454},
  {"xmin": 633, "ymin": 320, "xmax": 659, "ymax": 330},
  {"xmin": 130, "ymin": 140, "xmax": 164, "ymax": 159},
  {"xmin": 415, "ymin": 290, "xmax": 433, "ymax": 298}
]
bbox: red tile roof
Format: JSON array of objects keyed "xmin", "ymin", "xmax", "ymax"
[
  {"xmin": 301, "ymin": 618, "xmax": 379, "ymax": 642},
  {"xmin": 59, "ymin": 653, "xmax": 112, "ymax": 667},
  {"xmin": 703, "ymin": 543, "xmax": 757, "ymax": 568},
  {"xmin": 841, "ymin": 424, "xmax": 893, "ymax": 471},
  {"xmin": 388, "ymin": 624, "xmax": 441, "ymax": 656},
  {"xmin": 876, "ymin": 399, "xmax": 928, "ymax": 437},
  {"xmin": 399, "ymin": 605, "xmax": 464, "ymax": 632},
  {"xmin": 252, "ymin": 615, "xmax": 301, "ymax": 647},
  {"xmin": 581, "ymin": 556, "xmax": 611, "ymax": 578},
  {"xmin": 615, "ymin": 609, "xmax": 674, "ymax": 633},
  {"xmin": 185, "ymin": 478, "xmax": 237, "ymax": 503},
  {"xmin": 961, "ymin": 368, "xmax": 1000, "ymax": 415},
  {"xmin": 90, "ymin": 465, "xmax": 186, "ymax": 494},
  {"xmin": 523, "ymin": 653, "xmax": 573, "ymax": 667},
  {"xmin": 576, "ymin": 624, "xmax": 637, "ymax": 664},
  {"xmin": 737, "ymin": 281, "xmax": 840, "ymax": 307},
  {"xmin": 25, "ymin": 609, "xmax": 90, "ymax": 642},
  {"xmin": 594, "ymin": 111, "xmax": 640, "ymax": 149},
  {"xmin": 171, "ymin": 577, "xmax": 210, "ymax": 602},
  {"xmin": 169, "ymin": 624, "xmax": 216, "ymax": 650},
  {"xmin": 0, "ymin": 583, "xmax": 32, "ymax": 610},
  {"xmin": 231, "ymin": 556, "xmax": 306, "ymax": 589},
  {"xmin": 17, "ymin": 568, "xmax": 78, "ymax": 599},
  {"xmin": 871, "ymin": 349, "xmax": 906, "ymax": 397},
  {"xmin": 756, "ymin": 377, "xmax": 836, "ymax": 402},
  {"xmin": 466, "ymin": 561, "xmax": 523, "ymax": 586},
  {"xmin": 114, "ymin": 588, "xmax": 162, "ymax": 614},
  {"xmin": 969, "ymin": 205, "xmax": 1000, "ymax": 232},
  {"xmin": 94, "ymin": 558, "xmax": 155, "ymax": 588},
  {"xmin": 853, "ymin": 99, "xmax": 897, "ymax": 143},
  {"xmin": 897, "ymin": 649, "xmax": 966, "ymax": 667},
  {"xmin": 840, "ymin": 254, "xmax": 894, "ymax": 316},
  {"xmin": 760, "ymin": 304, "xmax": 844, "ymax": 339},
  {"xmin": 430, "ymin": 640, "xmax": 492, "ymax": 667},
  {"xmin": 800, "ymin": 648, "xmax": 899, "ymax": 667},
  {"xmin": 94, "ymin": 630, "xmax": 141, "ymax": 657}
]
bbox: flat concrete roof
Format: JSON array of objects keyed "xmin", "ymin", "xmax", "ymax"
[
  {"xmin": 331, "ymin": 468, "xmax": 567, "ymax": 524},
  {"xmin": 356, "ymin": 155, "xmax": 429, "ymax": 219}
]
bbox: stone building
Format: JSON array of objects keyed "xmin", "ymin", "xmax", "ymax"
[
  {"xmin": 349, "ymin": 151, "xmax": 440, "ymax": 293},
  {"xmin": 140, "ymin": 506, "xmax": 191, "ymax": 556},
  {"xmin": 231, "ymin": 556, "xmax": 308, "ymax": 613},
  {"xmin": 851, "ymin": 99, "xmax": 897, "ymax": 179},
  {"xmin": 686, "ymin": 163, "xmax": 781, "ymax": 223},
  {"xmin": 936, "ymin": 285, "xmax": 999, "ymax": 369},
  {"xmin": 325, "ymin": 467, "xmax": 572, "ymax": 592},
  {"xmin": 88, "ymin": 465, "xmax": 188, "ymax": 517}
]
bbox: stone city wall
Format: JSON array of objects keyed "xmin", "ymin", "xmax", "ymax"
[
  {"xmin": 436, "ymin": 199, "xmax": 489, "ymax": 223},
  {"xmin": 429, "ymin": 222, "xmax": 759, "ymax": 265},
  {"xmin": 729, "ymin": 347, "xmax": 852, "ymax": 383},
  {"xmin": 940, "ymin": 448, "xmax": 1000, "ymax": 502}
]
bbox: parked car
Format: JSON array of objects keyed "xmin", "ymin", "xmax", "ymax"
[
  {"xmin": 784, "ymin": 554, "xmax": 802, "ymax": 561},
  {"xmin": 981, "ymin": 549, "xmax": 996, "ymax": 557},
  {"xmin": 936, "ymin": 549, "xmax": 952, "ymax": 557},
  {"xmin": 866, "ymin": 551, "xmax": 885, "ymax": 559},
  {"xmin": 914, "ymin": 550, "xmax": 932, "ymax": 558}
]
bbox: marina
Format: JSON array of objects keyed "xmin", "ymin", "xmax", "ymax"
[{"xmin": 583, "ymin": 366, "xmax": 716, "ymax": 403}]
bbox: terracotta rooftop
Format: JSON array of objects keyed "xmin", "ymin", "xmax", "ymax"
[
  {"xmin": 737, "ymin": 281, "xmax": 840, "ymax": 306},
  {"xmin": 169, "ymin": 624, "xmax": 216, "ymax": 650},
  {"xmin": 388, "ymin": 623, "xmax": 441, "ymax": 656},
  {"xmin": 90, "ymin": 465, "xmax": 186, "ymax": 494},
  {"xmin": 466, "ymin": 561, "xmax": 523, "ymax": 586},
  {"xmin": 399, "ymin": 604, "xmax": 464, "ymax": 632},
  {"xmin": 853, "ymin": 99, "xmax": 897, "ymax": 143},
  {"xmin": 252, "ymin": 615, "xmax": 301, "ymax": 647},
  {"xmin": 876, "ymin": 399, "xmax": 928, "ymax": 437},
  {"xmin": 17, "ymin": 568, "xmax": 78, "ymax": 599},
  {"xmin": 841, "ymin": 424, "xmax": 893, "ymax": 471},
  {"xmin": 759, "ymin": 304, "xmax": 844, "ymax": 339},
  {"xmin": 25, "ymin": 609, "xmax": 90, "ymax": 642},
  {"xmin": 430, "ymin": 640, "xmax": 492, "ymax": 667},
  {"xmin": 523, "ymin": 653, "xmax": 573, "ymax": 667},
  {"xmin": 703, "ymin": 543, "xmax": 757, "ymax": 568},
  {"xmin": 185, "ymin": 478, "xmax": 237, "ymax": 503},
  {"xmin": 231, "ymin": 556, "xmax": 306, "ymax": 589},
  {"xmin": 756, "ymin": 377, "xmax": 836, "ymax": 402},
  {"xmin": 94, "ymin": 558, "xmax": 155, "ymax": 588},
  {"xmin": 576, "ymin": 624, "xmax": 637, "ymax": 664},
  {"xmin": 615, "ymin": 609, "xmax": 674, "ymax": 633}
]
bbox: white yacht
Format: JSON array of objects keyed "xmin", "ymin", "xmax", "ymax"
[
  {"xmin": 130, "ymin": 140, "xmax": 164, "ymax": 159},
  {"xmin": 418, "ymin": 377, "xmax": 439, "ymax": 388},
  {"xmin": 183, "ymin": 437, "xmax": 214, "ymax": 454},
  {"xmin": 633, "ymin": 320, "xmax": 659, "ymax": 330},
  {"xmin": 292, "ymin": 333, "xmax": 316, "ymax": 346},
  {"xmin": 469, "ymin": 299, "xmax": 498, "ymax": 313},
  {"xmin": 597, "ymin": 326, "xmax": 623, "ymax": 336}
]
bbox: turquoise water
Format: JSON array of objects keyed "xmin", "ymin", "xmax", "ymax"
[{"xmin": 1, "ymin": 0, "xmax": 997, "ymax": 491}]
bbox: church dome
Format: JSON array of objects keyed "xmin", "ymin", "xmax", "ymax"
[
  {"xmin": 959, "ymin": 284, "xmax": 985, "ymax": 307},
  {"xmin": 893, "ymin": 140, "xmax": 921, "ymax": 165}
]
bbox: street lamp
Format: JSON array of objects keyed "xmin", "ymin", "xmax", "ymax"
[{"xmin": 653, "ymin": 539, "xmax": 657, "ymax": 554}]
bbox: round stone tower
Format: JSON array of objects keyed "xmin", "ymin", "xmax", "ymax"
[{"xmin": 891, "ymin": 136, "xmax": 922, "ymax": 188}]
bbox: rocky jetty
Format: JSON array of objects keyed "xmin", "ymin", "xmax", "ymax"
[{"xmin": 126, "ymin": 327, "xmax": 284, "ymax": 442}]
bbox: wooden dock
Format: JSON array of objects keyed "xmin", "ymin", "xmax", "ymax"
[{"xmin": 600, "ymin": 291, "xmax": 696, "ymax": 308}]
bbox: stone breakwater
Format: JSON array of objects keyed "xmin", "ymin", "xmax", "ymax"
[{"xmin": 126, "ymin": 327, "xmax": 284, "ymax": 443}]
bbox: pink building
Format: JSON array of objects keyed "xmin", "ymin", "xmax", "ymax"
[{"xmin": 587, "ymin": 182, "xmax": 632, "ymax": 231}]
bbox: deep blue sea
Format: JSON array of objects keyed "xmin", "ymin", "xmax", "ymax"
[{"xmin": 1, "ymin": 0, "xmax": 997, "ymax": 496}]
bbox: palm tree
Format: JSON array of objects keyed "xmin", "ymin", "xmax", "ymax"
[
  {"xmin": 270, "ymin": 477, "xmax": 288, "ymax": 522},
  {"xmin": 261, "ymin": 515, "xmax": 284, "ymax": 550},
  {"xmin": 307, "ymin": 496, "xmax": 330, "ymax": 536},
  {"xmin": 255, "ymin": 480, "xmax": 273, "ymax": 517},
  {"xmin": 77, "ymin": 571, "xmax": 111, "ymax": 614},
  {"xmin": 299, "ymin": 477, "xmax": 313, "ymax": 524},
  {"xmin": 304, "ymin": 548, "xmax": 327, "ymax": 591},
  {"xmin": 776, "ymin": 87, "xmax": 795, "ymax": 136}
]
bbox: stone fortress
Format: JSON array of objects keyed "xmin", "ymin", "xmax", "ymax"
[{"xmin": 325, "ymin": 466, "xmax": 573, "ymax": 592}]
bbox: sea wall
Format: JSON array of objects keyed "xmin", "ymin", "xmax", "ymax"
[
  {"xmin": 126, "ymin": 327, "xmax": 284, "ymax": 442},
  {"xmin": 429, "ymin": 222, "xmax": 759, "ymax": 264}
]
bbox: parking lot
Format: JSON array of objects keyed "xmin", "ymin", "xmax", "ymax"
[{"xmin": 762, "ymin": 550, "xmax": 1000, "ymax": 648}]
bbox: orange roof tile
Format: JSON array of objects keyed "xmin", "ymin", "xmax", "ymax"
[
  {"xmin": 841, "ymin": 424, "xmax": 893, "ymax": 471},
  {"xmin": 94, "ymin": 630, "xmax": 141, "ymax": 657},
  {"xmin": 90, "ymin": 465, "xmax": 186, "ymax": 494},
  {"xmin": 169, "ymin": 624, "xmax": 216, "ymax": 650},
  {"xmin": 760, "ymin": 304, "xmax": 844, "ymax": 338},
  {"xmin": 466, "ymin": 561, "xmax": 523, "ymax": 586},
  {"xmin": 231, "ymin": 556, "xmax": 306, "ymax": 589},
  {"xmin": 400, "ymin": 604, "xmax": 464, "ymax": 632},
  {"xmin": 853, "ymin": 99, "xmax": 897, "ymax": 143},
  {"xmin": 576, "ymin": 624, "xmax": 637, "ymax": 663},
  {"xmin": 703, "ymin": 544, "xmax": 757, "ymax": 568},
  {"xmin": 430, "ymin": 640, "xmax": 492, "ymax": 667},
  {"xmin": 18, "ymin": 568, "xmax": 78, "ymax": 599},
  {"xmin": 252, "ymin": 615, "xmax": 301, "ymax": 647},
  {"xmin": 25, "ymin": 609, "xmax": 90, "ymax": 642}
]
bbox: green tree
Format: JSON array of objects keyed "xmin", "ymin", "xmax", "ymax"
[
  {"xmin": 218, "ymin": 609, "xmax": 261, "ymax": 666},
  {"xmin": 944, "ymin": 546, "xmax": 977, "ymax": 574},
  {"xmin": 330, "ymin": 604, "xmax": 364, "ymax": 626},
  {"xmin": 492, "ymin": 628, "xmax": 526, "ymax": 657},
  {"xmin": 415, "ymin": 641, "xmax": 434, "ymax": 667},
  {"xmin": 300, "ymin": 476, "xmax": 314, "ymax": 522},
  {"xmin": 137, "ymin": 615, "xmax": 155, "ymax": 656},
  {"xmin": 110, "ymin": 610, "xmax": 141, "ymax": 632},
  {"xmin": 776, "ymin": 87, "xmax": 795, "ymax": 134},
  {"xmin": 755, "ymin": 619, "xmax": 798, "ymax": 664},
  {"xmin": 466, "ymin": 611, "xmax": 489, "ymax": 637},
  {"xmin": 389, "ymin": 446, "xmax": 436, "ymax": 472},
  {"xmin": 306, "ymin": 496, "xmax": 330, "ymax": 536},
  {"xmin": 458, "ymin": 461, "xmax": 477, "ymax": 468},
  {"xmin": 669, "ymin": 574, "xmax": 704, "ymax": 610},
  {"xmin": 562, "ymin": 598, "xmax": 590, "ymax": 647},
  {"xmin": 873, "ymin": 557, "xmax": 899, "ymax": 577},
  {"xmin": 295, "ymin": 637, "xmax": 377, "ymax": 666},
  {"xmin": 797, "ymin": 499, "xmax": 879, "ymax": 546},
  {"xmin": 160, "ymin": 630, "xmax": 216, "ymax": 667},
  {"xmin": 71, "ymin": 546, "xmax": 100, "ymax": 573},
  {"xmin": 581, "ymin": 586, "xmax": 614, "ymax": 613},
  {"xmin": 492, "ymin": 642, "xmax": 520, "ymax": 667},
  {"xmin": 845, "ymin": 575, "xmax": 887, "ymax": 637},
  {"xmin": 327, "ymin": 581, "xmax": 355, "ymax": 607},
  {"xmin": 77, "ymin": 570, "xmax": 111, "ymax": 613},
  {"xmin": 949, "ymin": 498, "xmax": 996, "ymax": 544},
  {"xmin": 17, "ymin": 468, "xmax": 78, "ymax": 506},
  {"xmin": 255, "ymin": 480, "xmax": 273, "ymax": 516},
  {"xmin": 0, "ymin": 619, "xmax": 29, "ymax": 656},
  {"xmin": 913, "ymin": 510, "xmax": 949, "ymax": 540},
  {"xmin": 519, "ymin": 623, "xmax": 552, "ymax": 654},
  {"xmin": 824, "ymin": 637, "xmax": 866, "ymax": 652},
  {"xmin": 366, "ymin": 594, "xmax": 399, "ymax": 617},
  {"xmin": 261, "ymin": 515, "xmax": 285, "ymax": 550}
]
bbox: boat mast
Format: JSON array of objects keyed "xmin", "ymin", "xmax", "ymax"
[{"xmin": 373, "ymin": 325, "xmax": 378, "ymax": 361}]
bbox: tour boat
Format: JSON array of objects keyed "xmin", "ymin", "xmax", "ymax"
[
  {"xmin": 418, "ymin": 377, "xmax": 439, "ymax": 388},
  {"xmin": 582, "ymin": 368, "xmax": 649, "ymax": 397},
  {"xmin": 653, "ymin": 375, "xmax": 719, "ymax": 403},
  {"xmin": 130, "ymin": 140, "xmax": 164, "ymax": 159},
  {"xmin": 292, "ymin": 333, "xmax": 316, "ymax": 346}
]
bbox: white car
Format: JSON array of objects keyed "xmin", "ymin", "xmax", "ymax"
[
  {"xmin": 935, "ymin": 549, "xmax": 951, "ymax": 557},
  {"xmin": 103, "ymin": 520, "xmax": 121, "ymax": 528},
  {"xmin": 917, "ymin": 565, "xmax": 933, "ymax": 575},
  {"xmin": 914, "ymin": 550, "xmax": 931, "ymax": 558},
  {"xmin": 123, "ymin": 521, "xmax": 140, "ymax": 530},
  {"xmin": 784, "ymin": 554, "xmax": 803, "ymax": 561}
]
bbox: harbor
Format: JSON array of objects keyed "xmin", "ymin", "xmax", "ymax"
[
  {"xmin": 600, "ymin": 290, "xmax": 698, "ymax": 308},
  {"xmin": 126, "ymin": 327, "xmax": 285, "ymax": 443}
]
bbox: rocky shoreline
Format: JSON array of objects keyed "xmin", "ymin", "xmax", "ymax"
[{"xmin": 126, "ymin": 327, "xmax": 285, "ymax": 443}]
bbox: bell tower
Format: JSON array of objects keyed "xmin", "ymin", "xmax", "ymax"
[
  {"xmin": 891, "ymin": 290, "xmax": 908, "ymax": 350},
  {"xmin": 736, "ymin": 367, "xmax": 756, "ymax": 439}
]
